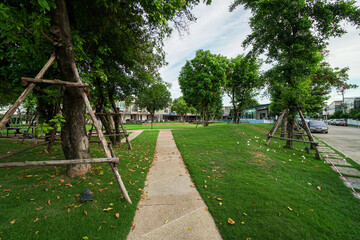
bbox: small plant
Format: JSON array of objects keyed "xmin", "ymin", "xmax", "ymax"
[{"xmin": 36, "ymin": 114, "xmax": 66, "ymax": 137}]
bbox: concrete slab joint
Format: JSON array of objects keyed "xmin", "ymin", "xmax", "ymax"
[{"xmin": 127, "ymin": 129, "xmax": 222, "ymax": 240}]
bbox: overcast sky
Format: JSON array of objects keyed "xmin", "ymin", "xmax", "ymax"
[{"xmin": 159, "ymin": 0, "xmax": 360, "ymax": 106}]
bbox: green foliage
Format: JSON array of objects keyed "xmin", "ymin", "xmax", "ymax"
[
  {"xmin": 36, "ymin": 114, "xmax": 65, "ymax": 136},
  {"xmin": 225, "ymin": 54, "xmax": 263, "ymax": 122},
  {"xmin": 171, "ymin": 96, "xmax": 190, "ymax": 119},
  {"xmin": 339, "ymin": 113, "xmax": 350, "ymax": 119},
  {"xmin": 136, "ymin": 82, "xmax": 171, "ymax": 123},
  {"xmin": 179, "ymin": 49, "xmax": 230, "ymax": 125},
  {"xmin": 354, "ymin": 112, "xmax": 360, "ymax": 121},
  {"xmin": 231, "ymin": 0, "xmax": 360, "ymax": 118}
]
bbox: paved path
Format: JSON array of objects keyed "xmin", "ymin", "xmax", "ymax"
[
  {"xmin": 127, "ymin": 129, "xmax": 222, "ymax": 240},
  {"xmin": 314, "ymin": 125, "xmax": 360, "ymax": 165},
  {"xmin": 121, "ymin": 130, "xmax": 144, "ymax": 144},
  {"xmin": 317, "ymin": 142, "xmax": 360, "ymax": 200}
]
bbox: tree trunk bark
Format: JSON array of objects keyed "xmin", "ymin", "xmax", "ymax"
[
  {"xmin": 51, "ymin": 0, "xmax": 90, "ymax": 177},
  {"xmin": 286, "ymin": 117, "xmax": 294, "ymax": 149}
]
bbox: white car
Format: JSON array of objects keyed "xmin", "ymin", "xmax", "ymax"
[{"xmin": 308, "ymin": 121, "xmax": 328, "ymax": 133}]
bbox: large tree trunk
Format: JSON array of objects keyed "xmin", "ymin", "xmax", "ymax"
[{"xmin": 52, "ymin": 0, "xmax": 90, "ymax": 177}]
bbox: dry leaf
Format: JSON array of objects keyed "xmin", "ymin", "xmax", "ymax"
[
  {"xmin": 164, "ymin": 219, "xmax": 169, "ymax": 224},
  {"xmin": 35, "ymin": 206, "xmax": 45, "ymax": 211},
  {"xmin": 132, "ymin": 224, "xmax": 136, "ymax": 230},
  {"xmin": 59, "ymin": 179, "xmax": 64, "ymax": 182},
  {"xmin": 288, "ymin": 207, "xmax": 293, "ymax": 211},
  {"xmin": 84, "ymin": 210, "xmax": 88, "ymax": 216},
  {"xmin": 98, "ymin": 189, "xmax": 105, "ymax": 193},
  {"xmin": 47, "ymin": 200, "xmax": 51, "ymax": 205},
  {"xmin": 33, "ymin": 218, "xmax": 40, "ymax": 223},
  {"xmin": 227, "ymin": 218, "xmax": 235, "ymax": 225},
  {"xmin": 74, "ymin": 204, "xmax": 84, "ymax": 208},
  {"xmin": 57, "ymin": 196, "xmax": 60, "ymax": 199},
  {"xmin": 115, "ymin": 213, "xmax": 120, "ymax": 218},
  {"xmin": 35, "ymin": 231, "xmax": 39, "ymax": 235},
  {"xmin": 216, "ymin": 198, "xmax": 223, "ymax": 201},
  {"xmin": 241, "ymin": 221, "xmax": 245, "ymax": 224},
  {"xmin": 317, "ymin": 186, "xmax": 321, "ymax": 191},
  {"xmin": 109, "ymin": 203, "xmax": 114, "ymax": 206},
  {"xmin": 10, "ymin": 219, "xmax": 17, "ymax": 224},
  {"xmin": 103, "ymin": 207, "xmax": 113, "ymax": 212},
  {"xmin": 219, "ymin": 202, "xmax": 223, "ymax": 206},
  {"xmin": 67, "ymin": 208, "xmax": 70, "ymax": 214}
]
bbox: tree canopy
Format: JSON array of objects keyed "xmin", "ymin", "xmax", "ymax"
[
  {"xmin": 179, "ymin": 49, "xmax": 230, "ymax": 126},
  {"xmin": 225, "ymin": 54, "xmax": 263, "ymax": 123},
  {"xmin": 136, "ymin": 82, "xmax": 171, "ymax": 126}
]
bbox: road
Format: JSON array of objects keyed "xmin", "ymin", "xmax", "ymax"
[{"xmin": 313, "ymin": 125, "xmax": 360, "ymax": 165}]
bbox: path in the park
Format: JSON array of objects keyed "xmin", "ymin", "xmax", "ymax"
[
  {"xmin": 127, "ymin": 129, "xmax": 222, "ymax": 240},
  {"xmin": 121, "ymin": 130, "xmax": 144, "ymax": 144},
  {"xmin": 317, "ymin": 142, "xmax": 360, "ymax": 200}
]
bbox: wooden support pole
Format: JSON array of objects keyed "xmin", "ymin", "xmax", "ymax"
[
  {"xmin": 71, "ymin": 62, "xmax": 132, "ymax": 204},
  {"xmin": 267, "ymin": 109, "xmax": 287, "ymax": 145},
  {"xmin": 0, "ymin": 157, "xmax": 119, "ymax": 168},
  {"xmin": 0, "ymin": 142, "xmax": 48, "ymax": 160},
  {"xmin": 294, "ymin": 121, "xmax": 306, "ymax": 142},
  {"xmin": 0, "ymin": 54, "xmax": 56, "ymax": 130},
  {"xmin": 21, "ymin": 77, "xmax": 89, "ymax": 87},
  {"xmin": 298, "ymin": 109, "xmax": 321, "ymax": 159}
]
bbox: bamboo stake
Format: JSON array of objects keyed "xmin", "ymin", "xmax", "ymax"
[
  {"xmin": 71, "ymin": 62, "xmax": 132, "ymax": 203},
  {"xmin": 0, "ymin": 54, "xmax": 56, "ymax": 130},
  {"xmin": 298, "ymin": 109, "xmax": 321, "ymax": 159},
  {"xmin": 0, "ymin": 157, "xmax": 119, "ymax": 168},
  {"xmin": 266, "ymin": 109, "xmax": 287, "ymax": 145},
  {"xmin": 22, "ymin": 77, "xmax": 88, "ymax": 87}
]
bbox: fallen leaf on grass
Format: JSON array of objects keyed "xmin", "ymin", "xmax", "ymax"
[
  {"xmin": 33, "ymin": 218, "xmax": 40, "ymax": 223},
  {"xmin": 84, "ymin": 210, "xmax": 87, "ymax": 216},
  {"xmin": 109, "ymin": 203, "xmax": 114, "ymax": 206},
  {"xmin": 228, "ymin": 218, "xmax": 235, "ymax": 225},
  {"xmin": 67, "ymin": 208, "xmax": 70, "ymax": 214},
  {"xmin": 317, "ymin": 186, "xmax": 321, "ymax": 191},
  {"xmin": 74, "ymin": 204, "xmax": 84, "ymax": 208},
  {"xmin": 23, "ymin": 175, "xmax": 33, "ymax": 178},
  {"xmin": 59, "ymin": 179, "xmax": 64, "ymax": 182},
  {"xmin": 241, "ymin": 221, "xmax": 245, "ymax": 224},
  {"xmin": 288, "ymin": 207, "xmax": 293, "ymax": 211},
  {"xmin": 216, "ymin": 198, "xmax": 223, "ymax": 201},
  {"xmin": 115, "ymin": 213, "xmax": 120, "ymax": 218},
  {"xmin": 103, "ymin": 208, "xmax": 113, "ymax": 212},
  {"xmin": 35, "ymin": 231, "xmax": 39, "ymax": 235},
  {"xmin": 98, "ymin": 189, "xmax": 105, "ymax": 193},
  {"xmin": 47, "ymin": 200, "xmax": 51, "ymax": 205},
  {"xmin": 35, "ymin": 206, "xmax": 45, "ymax": 211},
  {"xmin": 219, "ymin": 202, "xmax": 223, "ymax": 206},
  {"xmin": 10, "ymin": 219, "xmax": 17, "ymax": 224}
]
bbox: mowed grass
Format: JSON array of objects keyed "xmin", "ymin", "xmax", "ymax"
[
  {"xmin": 0, "ymin": 130, "xmax": 158, "ymax": 240},
  {"xmin": 172, "ymin": 124, "xmax": 360, "ymax": 240},
  {"xmin": 123, "ymin": 121, "xmax": 226, "ymax": 130}
]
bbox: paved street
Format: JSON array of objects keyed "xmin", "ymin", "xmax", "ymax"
[{"xmin": 313, "ymin": 125, "xmax": 360, "ymax": 165}]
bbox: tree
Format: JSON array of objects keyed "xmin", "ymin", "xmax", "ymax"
[
  {"xmin": 1, "ymin": 0, "xmax": 212, "ymax": 176},
  {"xmin": 225, "ymin": 54, "xmax": 262, "ymax": 123},
  {"xmin": 231, "ymin": 0, "xmax": 360, "ymax": 148},
  {"xmin": 136, "ymin": 82, "xmax": 171, "ymax": 129},
  {"xmin": 179, "ymin": 49, "xmax": 230, "ymax": 126},
  {"xmin": 172, "ymin": 96, "xmax": 190, "ymax": 122}
]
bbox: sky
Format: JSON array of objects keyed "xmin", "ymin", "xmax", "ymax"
[{"xmin": 159, "ymin": 0, "xmax": 360, "ymax": 107}]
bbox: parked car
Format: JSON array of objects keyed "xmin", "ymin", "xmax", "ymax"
[
  {"xmin": 125, "ymin": 119, "xmax": 135, "ymax": 123},
  {"xmin": 308, "ymin": 120, "xmax": 328, "ymax": 133},
  {"xmin": 327, "ymin": 119, "xmax": 335, "ymax": 125},
  {"xmin": 334, "ymin": 119, "xmax": 346, "ymax": 126}
]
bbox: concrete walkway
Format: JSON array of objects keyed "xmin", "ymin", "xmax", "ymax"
[
  {"xmin": 318, "ymin": 142, "xmax": 360, "ymax": 200},
  {"xmin": 121, "ymin": 130, "xmax": 144, "ymax": 144},
  {"xmin": 127, "ymin": 129, "xmax": 222, "ymax": 240}
]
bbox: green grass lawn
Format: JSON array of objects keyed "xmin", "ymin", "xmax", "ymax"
[
  {"xmin": 123, "ymin": 121, "xmax": 226, "ymax": 130},
  {"xmin": 172, "ymin": 124, "xmax": 360, "ymax": 240},
  {"xmin": 0, "ymin": 130, "xmax": 158, "ymax": 240}
]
